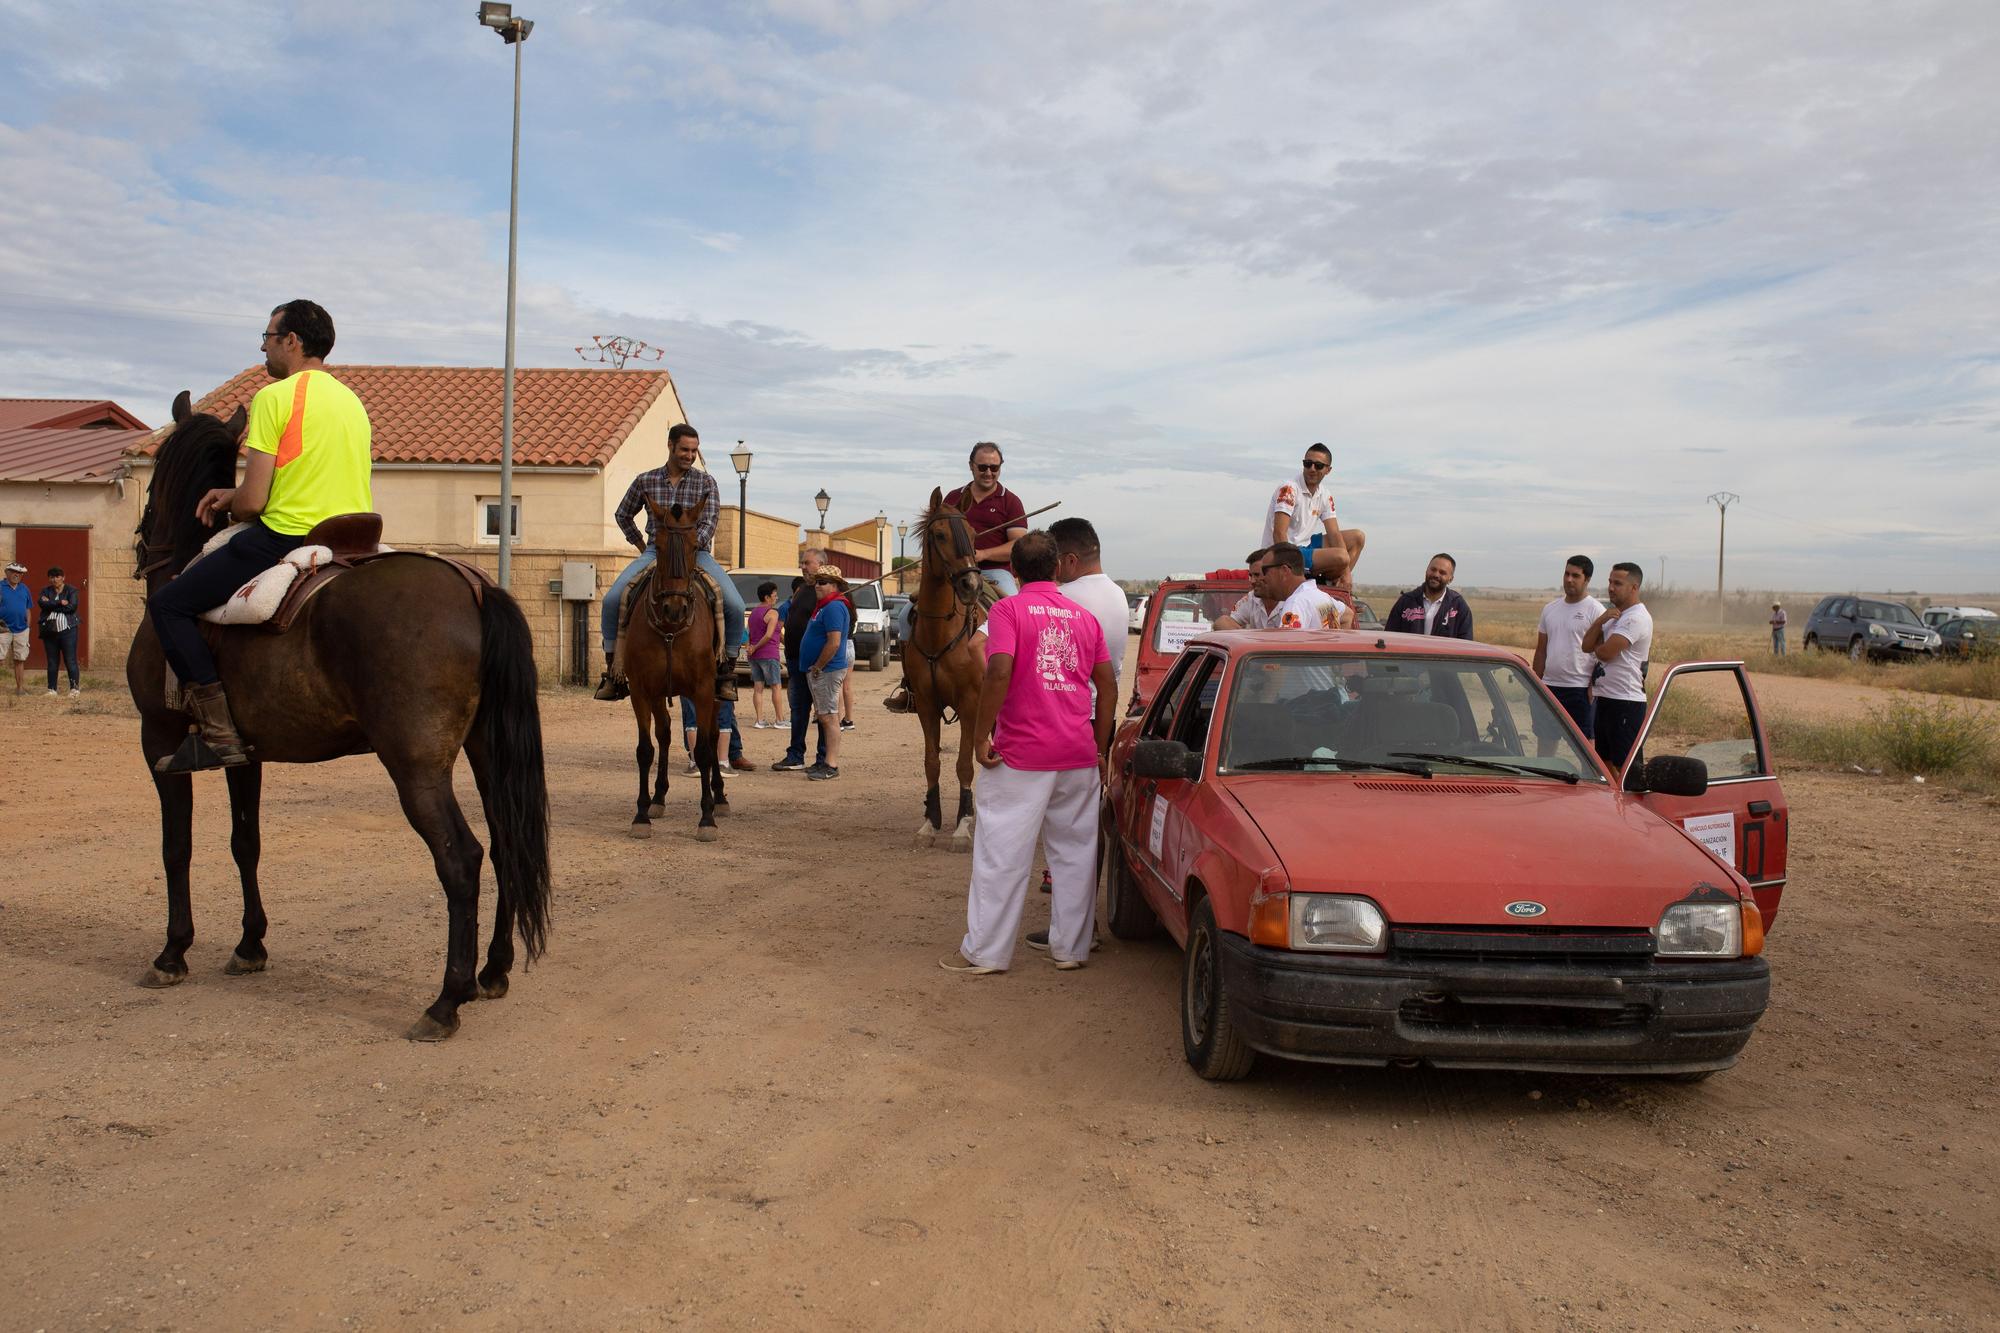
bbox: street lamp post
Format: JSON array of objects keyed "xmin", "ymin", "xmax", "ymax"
[
  {"xmin": 896, "ymin": 521, "xmax": 908, "ymax": 593},
  {"xmin": 729, "ymin": 439, "xmax": 752, "ymax": 568},
  {"xmin": 477, "ymin": 2, "xmax": 533, "ymax": 590},
  {"xmin": 814, "ymin": 488, "xmax": 830, "ymax": 537}
]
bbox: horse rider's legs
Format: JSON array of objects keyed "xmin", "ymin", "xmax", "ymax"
[
  {"xmin": 150, "ymin": 522, "xmax": 303, "ymax": 687},
  {"xmin": 601, "ymin": 547, "xmax": 657, "ymax": 657},
  {"xmin": 981, "ymin": 569, "xmax": 1019, "ymax": 598},
  {"xmin": 692, "ymin": 549, "xmax": 749, "ymax": 655}
]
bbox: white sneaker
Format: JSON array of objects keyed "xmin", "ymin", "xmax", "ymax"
[{"xmin": 46, "ymin": 689, "xmax": 57, "ymax": 697}]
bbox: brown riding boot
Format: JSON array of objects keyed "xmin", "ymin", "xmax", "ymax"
[
  {"xmin": 154, "ymin": 681, "xmax": 250, "ymax": 773},
  {"xmin": 883, "ymin": 681, "xmax": 913, "ymax": 713},
  {"xmin": 715, "ymin": 654, "xmax": 740, "ymax": 702},
  {"xmin": 593, "ymin": 651, "xmax": 627, "ymax": 702}
]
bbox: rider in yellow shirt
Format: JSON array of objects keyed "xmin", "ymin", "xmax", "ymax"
[{"xmin": 149, "ymin": 299, "xmax": 374, "ymax": 772}]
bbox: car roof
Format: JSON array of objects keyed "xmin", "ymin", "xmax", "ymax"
[{"xmin": 1185, "ymin": 629, "xmax": 1526, "ymax": 662}]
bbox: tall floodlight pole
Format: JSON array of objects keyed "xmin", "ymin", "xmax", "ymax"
[
  {"xmin": 1707, "ymin": 492, "xmax": 1739, "ymax": 626},
  {"xmin": 729, "ymin": 440, "xmax": 753, "ymax": 568},
  {"xmin": 478, "ymin": 3, "xmax": 533, "ymax": 588}
]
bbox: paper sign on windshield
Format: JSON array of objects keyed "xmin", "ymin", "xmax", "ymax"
[
  {"xmin": 1158, "ymin": 620, "xmax": 1211, "ymax": 653},
  {"xmin": 1681, "ymin": 811, "xmax": 1735, "ymax": 867},
  {"xmin": 1148, "ymin": 797, "xmax": 1167, "ymax": 859}
]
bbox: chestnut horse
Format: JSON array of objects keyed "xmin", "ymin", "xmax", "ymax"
[
  {"xmin": 129, "ymin": 392, "xmax": 551, "ymax": 1041},
  {"xmin": 623, "ymin": 499, "xmax": 728, "ymax": 841},
  {"xmin": 907, "ymin": 487, "xmax": 986, "ymax": 851}
]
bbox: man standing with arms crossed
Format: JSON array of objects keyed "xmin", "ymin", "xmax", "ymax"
[
  {"xmin": 1582, "ymin": 561, "xmax": 1654, "ymax": 772},
  {"xmin": 1531, "ymin": 554, "xmax": 1603, "ymax": 751},
  {"xmin": 595, "ymin": 423, "xmax": 747, "ymax": 702},
  {"xmin": 942, "ymin": 531, "xmax": 1114, "ymax": 974},
  {"xmin": 1263, "ymin": 442, "xmax": 1365, "ymax": 586},
  {"xmin": 149, "ymin": 299, "xmax": 373, "ymax": 771}
]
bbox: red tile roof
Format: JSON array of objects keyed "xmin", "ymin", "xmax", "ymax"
[
  {"xmin": 0, "ymin": 399, "xmax": 149, "ymax": 431},
  {"xmin": 0, "ymin": 427, "xmax": 149, "ymax": 484},
  {"xmin": 136, "ymin": 366, "xmax": 682, "ymax": 468}
]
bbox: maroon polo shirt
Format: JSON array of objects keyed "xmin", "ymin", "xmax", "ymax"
[{"xmin": 944, "ymin": 483, "xmax": 1028, "ymax": 570}]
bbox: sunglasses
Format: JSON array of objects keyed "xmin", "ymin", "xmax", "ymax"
[
  {"xmin": 973, "ymin": 463, "xmax": 1001, "ymax": 473},
  {"xmin": 1300, "ymin": 459, "xmax": 1329, "ymax": 470}
]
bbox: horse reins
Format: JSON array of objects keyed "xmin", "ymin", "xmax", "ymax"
[{"xmin": 909, "ymin": 510, "xmax": 984, "ymax": 724}]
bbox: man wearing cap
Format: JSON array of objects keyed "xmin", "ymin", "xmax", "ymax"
[
  {"xmin": 1262, "ymin": 442, "xmax": 1366, "ymax": 586},
  {"xmin": 1769, "ymin": 602, "xmax": 1787, "ymax": 655},
  {"xmin": 0, "ymin": 561, "xmax": 33, "ymax": 695}
]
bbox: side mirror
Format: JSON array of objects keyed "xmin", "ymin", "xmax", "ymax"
[
  {"xmin": 1133, "ymin": 737, "xmax": 1201, "ymax": 781},
  {"xmin": 1628, "ymin": 754, "xmax": 1708, "ymax": 797}
]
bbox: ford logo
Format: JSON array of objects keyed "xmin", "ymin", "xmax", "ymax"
[{"xmin": 1504, "ymin": 901, "xmax": 1547, "ymax": 918}]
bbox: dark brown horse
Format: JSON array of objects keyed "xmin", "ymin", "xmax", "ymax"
[
  {"xmin": 128, "ymin": 392, "xmax": 551, "ymax": 1040},
  {"xmin": 907, "ymin": 487, "xmax": 986, "ymax": 851},
  {"xmin": 623, "ymin": 499, "xmax": 728, "ymax": 841}
]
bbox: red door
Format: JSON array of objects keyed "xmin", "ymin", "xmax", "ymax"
[
  {"xmin": 12, "ymin": 527, "xmax": 92, "ymax": 670},
  {"xmin": 1626, "ymin": 663, "xmax": 1791, "ymax": 928}
]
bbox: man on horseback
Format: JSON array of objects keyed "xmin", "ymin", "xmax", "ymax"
[
  {"xmin": 595, "ymin": 422, "xmax": 748, "ymax": 702},
  {"xmin": 147, "ymin": 299, "xmax": 372, "ymax": 773}
]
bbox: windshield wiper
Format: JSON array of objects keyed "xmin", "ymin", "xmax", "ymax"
[
  {"xmin": 1233, "ymin": 757, "xmax": 1433, "ymax": 777},
  {"xmin": 1389, "ymin": 751, "xmax": 1580, "ymax": 784}
]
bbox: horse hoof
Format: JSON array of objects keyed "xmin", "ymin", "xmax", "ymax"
[
  {"xmin": 696, "ymin": 825, "xmax": 720, "ymax": 843},
  {"xmin": 950, "ymin": 818, "xmax": 975, "ymax": 854},
  {"xmin": 138, "ymin": 966, "xmax": 187, "ymax": 989},
  {"xmin": 476, "ymin": 973, "xmax": 510, "ymax": 1001},
  {"xmin": 648, "ymin": 803, "xmax": 666, "ymax": 818},
  {"xmin": 407, "ymin": 1013, "xmax": 459, "ymax": 1042},
  {"xmin": 223, "ymin": 953, "xmax": 267, "ymax": 976},
  {"xmin": 913, "ymin": 821, "xmax": 939, "ymax": 849},
  {"xmin": 713, "ymin": 801, "xmax": 731, "ymax": 816},
  {"xmin": 629, "ymin": 823, "xmax": 653, "ymax": 840}
]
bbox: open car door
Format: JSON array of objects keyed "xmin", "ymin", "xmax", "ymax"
[{"xmin": 1622, "ymin": 662, "xmax": 1791, "ymax": 928}]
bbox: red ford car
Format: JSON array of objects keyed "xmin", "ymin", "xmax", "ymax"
[{"xmin": 1103, "ymin": 630, "xmax": 1789, "ymax": 1081}]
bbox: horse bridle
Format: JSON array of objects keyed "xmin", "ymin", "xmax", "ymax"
[
  {"xmin": 644, "ymin": 520, "xmax": 706, "ymax": 648},
  {"xmin": 909, "ymin": 509, "xmax": 985, "ymax": 717}
]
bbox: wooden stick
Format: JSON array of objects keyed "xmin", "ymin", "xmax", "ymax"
[{"xmin": 825, "ymin": 500, "xmax": 1064, "ymax": 595}]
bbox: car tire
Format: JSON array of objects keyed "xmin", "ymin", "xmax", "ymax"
[
  {"xmin": 1103, "ymin": 839, "xmax": 1159, "ymax": 940},
  {"xmin": 1656, "ymin": 1069, "xmax": 1718, "ymax": 1084},
  {"xmin": 1803, "ymin": 633, "xmax": 1818, "ymax": 653},
  {"xmin": 1848, "ymin": 636, "xmax": 1866, "ymax": 662},
  {"xmin": 870, "ymin": 642, "xmax": 889, "ymax": 672},
  {"xmin": 1181, "ymin": 897, "xmax": 1255, "ymax": 1081}
]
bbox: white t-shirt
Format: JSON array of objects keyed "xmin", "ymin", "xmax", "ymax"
[
  {"xmin": 1271, "ymin": 580, "xmax": 1337, "ymax": 631},
  {"xmin": 1224, "ymin": 592, "xmax": 1274, "ymax": 629},
  {"xmin": 1057, "ymin": 572, "xmax": 1129, "ymax": 685},
  {"xmin": 1263, "ymin": 474, "xmax": 1335, "ymax": 548},
  {"xmin": 1421, "ymin": 592, "xmax": 1445, "ymax": 635},
  {"xmin": 1591, "ymin": 602, "xmax": 1654, "ymax": 703},
  {"xmin": 1537, "ymin": 595, "xmax": 1606, "ymax": 688}
]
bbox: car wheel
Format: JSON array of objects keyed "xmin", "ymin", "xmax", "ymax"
[
  {"xmin": 870, "ymin": 642, "xmax": 889, "ymax": 672},
  {"xmin": 1102, "ymin": 839, "xmax": 1159, "ymax": 940},
  {"xmin": 1181, "ymin": 898, "xmax": 1255, "ymax": 1081},
  {"xmin": 1802, "ymin": 633, "xmax": 1818, "ymax": 652},
  {"xmin": 1655, "ymin": 1069, "xmax": 1718, "ymax": 1084},
  {"xmin": 1848, "ymin": 636, "xmax": 1866, "ymax": 662}
]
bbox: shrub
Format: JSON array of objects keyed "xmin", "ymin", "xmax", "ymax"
[{"xmin": 1863, "ymin": 697, "xmax": 1996, "ymax": 776}]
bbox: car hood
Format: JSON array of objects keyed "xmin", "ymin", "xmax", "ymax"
[{"xmin": 1220, "ymin": 775, "xmax": 1735, "ymax": 928}]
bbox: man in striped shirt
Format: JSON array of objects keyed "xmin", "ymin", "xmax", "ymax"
[{"xmin": 595, "ymin": 422, "xmax": 748, "ymax": 701}]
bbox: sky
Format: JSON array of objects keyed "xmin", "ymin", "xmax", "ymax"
[{"xmin": 2, "ymin": 0, "xmax": 1996, "ymax": 591}]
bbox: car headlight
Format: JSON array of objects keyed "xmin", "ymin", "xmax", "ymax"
[
  {"xmin": 1287, "ymin": 894, "xmax": 1387, "ymax": 953},
  {"xmin": 1867, "ymin": 622, "xmax": 1889, "ymax": 638},
  {"xmin": 1926, "ymin": 631, "xmax": 1942, "ymax": 647},
  {"xmin": 1655, "ymin": 902, "xmax": 1743, "ymax": 958}
]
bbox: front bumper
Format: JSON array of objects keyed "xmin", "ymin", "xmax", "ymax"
[{"xmin": 1218, "ymin": 933, "xmax": 1770, "ymax": 1075}]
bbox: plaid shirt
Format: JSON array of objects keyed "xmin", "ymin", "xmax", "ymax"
[{"xmin": 615, "ymin": 464, "xmax": 719, "ymax": 551}]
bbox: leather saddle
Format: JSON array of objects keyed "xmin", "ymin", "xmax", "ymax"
[{"xmin": 262, "ymin": 513, "xmax": 487, "ymax": 634}]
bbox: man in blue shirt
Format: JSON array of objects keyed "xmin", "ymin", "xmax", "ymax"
[
  {"xmin": 797, "ymin": 569, "xmax": 852, "ymax": 780},
  {"xmin": 0, "ymin": 561, "xmax": 34, "ymax": 696}
]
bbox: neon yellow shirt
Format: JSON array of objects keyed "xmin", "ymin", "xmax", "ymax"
[{"xmin": 244, "ymin": 369, "xmax": 374, "ymax": 536}]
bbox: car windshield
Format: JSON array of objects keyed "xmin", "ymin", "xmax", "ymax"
[
  {"xmin": 1219, "ymin": 654, "xmax": 1604, "ymax": 783},
  {"xmin": 1150, "ymin": 588, "xmax": 1241, "ymax": 654},
  {"xmin": 850, "ymin": 583, "xmax": 882, "ymax": 610},
  {"xmin": 1860, "ymin": 601, "xmax": 1920, "ymax": 625}
]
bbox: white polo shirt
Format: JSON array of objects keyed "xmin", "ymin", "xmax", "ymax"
[
  {"xmin": 1537, "ymin": 595, "xmax": 1605, "ymax": 688},
  {"xmin": 1591, "ymin": 602, "xmax": 1654, "ymax": 703},
  {"xmin": 1263, "ymin": 473, "xmax": 1336, "ymax": 548},
  {"xmin": 1225, "ymin": 592, "xmax": 1275, "ymax": 629},
  {"xmin": 1271, "ymin": 580, "xmax": 1337, "ymax": 631}
]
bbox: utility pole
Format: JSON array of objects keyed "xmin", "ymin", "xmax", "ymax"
[
  {"xmin": 477, "ymin": 3, "xmax": 534, "ymax": 590},
  {"xmin": 1707, "ymin": 492, "xmax": 1739, "ymax": 625}
]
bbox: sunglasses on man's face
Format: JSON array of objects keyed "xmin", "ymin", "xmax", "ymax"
[
  {"xmin": 974, "ymin": 463, "xmax": 1001, "ymax": 473},
  {"xmin": 1301, "ymin": 459, "xmax": 1329, "ymax": 471}
]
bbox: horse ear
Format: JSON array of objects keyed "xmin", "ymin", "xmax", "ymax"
[
  {"xmin": 953, "ymin": 489, "xmax": 974, "ymax": 515},
  {"xmin": 172, "ymin": 391, "xmax": 192, "ymax": 424},
  {"xmin": 928, "ymin": 486, "xmax": 944, "ymax": 511},
  {"xmin": 225, "ymin": 406, "xmax": 247, "ymax": 442}
]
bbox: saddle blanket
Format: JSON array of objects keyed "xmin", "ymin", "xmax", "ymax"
[{"xmin": 190, "ymin": 523, "xmax": 393, "ymax": 627}]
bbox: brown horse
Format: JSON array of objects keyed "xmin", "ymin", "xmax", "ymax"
[
  {"xmin": 907, "ymin": 487, "xmax": 986, "ymax": 851},
  {"xmin": 128, "ymin": 392, "xmax": 551, "ymax": 1041},
  {"xmin": 623, "ymin": 499, "xmax": 728, "ymax": 841}
]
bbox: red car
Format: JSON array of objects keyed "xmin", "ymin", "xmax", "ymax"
[
  {"xmin": 1102, "ymin": 630, "xmax": 1789, "ymax": 1081},
  {"xmin": 1130, "ymin": 575, "xmax": 1376, "ymax": 717}
]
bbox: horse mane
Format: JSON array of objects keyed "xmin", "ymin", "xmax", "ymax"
[{"xmin": 139, "ymin": 413, "xmax": 241, "ymax": 575}]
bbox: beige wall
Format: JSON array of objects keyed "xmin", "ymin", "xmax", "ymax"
[
  {"xmin": 1, "ymin": 477, "xmax": 145, "ymax": 669},
  {"xmin": 715, "ymin": 507, "xmax": 804, "ymax": 571}
]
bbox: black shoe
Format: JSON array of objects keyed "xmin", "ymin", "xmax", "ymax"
[
  {"xmin": 771, "ymin": 756, "xmax": 807, "ymax": 772},
  {"xmin": 1025, "ymin": 930, "xmax": 1050, "ymax": 951},
  {"xmin": 840, "ymin": 719, "xmax": 856, "ymax": 732},
  {"xmin": 593, "ymin": 672, "xmax": 628, "ymax": 702},
  {"xmin": 807, "ymin": 764, "xmax": 840, "ymax": 781}
]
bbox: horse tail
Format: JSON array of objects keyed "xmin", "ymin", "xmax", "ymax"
[{"xmin": 474, "ymin": 587, "xmax": 552, "ymax": 961}]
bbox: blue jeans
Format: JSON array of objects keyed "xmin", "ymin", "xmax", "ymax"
[
  {"xmin": 681, "ymin": 695, "xmax": 743, "ymax": 761},
  {"xmin": 782, "ymin": 663, "xmax": 826, "ymax": 766},
  {"xmin": 980, "ymin": 569, "xmax": 1018, "ymax": 598},
  {"xmin": 44, "ymin": 627, "xmax": 79, "ymax": 689},
  {"xmin": 602, "ymin": 546, "xmax": 747, "ymax": 656},
  {"xmin": 1771, "ymin": 628, "xmax": 1786, "ymax": 655},
  {"xmin": 150, "ymin": 521, "xmax": 303, "ymax": 686}
]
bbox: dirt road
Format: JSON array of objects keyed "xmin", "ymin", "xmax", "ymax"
[{"xmin": 3, "ymin": 667, "xmax": 1995, "ymax": 1330}]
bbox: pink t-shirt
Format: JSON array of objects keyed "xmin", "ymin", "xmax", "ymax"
[{"xmin": 984, "ymin": 581, "xmax": 1111, "ymax": 771}]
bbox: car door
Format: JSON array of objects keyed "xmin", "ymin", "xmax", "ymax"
[
  {"xmin": 1623, "ymin": 662, "xmax": 1791, "ymax": 928},
  {"xmin": 1120, "ymin": 652, "xmax": 1203, "ymax": 900},
  {"xmin": 1129, "ymin": 652, "xmax": 1225, "ymax": 936}
]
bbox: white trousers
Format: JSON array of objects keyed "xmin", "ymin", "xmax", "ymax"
[{"xmin": 961, "ymin": 762, "xmax": 1100, "ymax": 969}]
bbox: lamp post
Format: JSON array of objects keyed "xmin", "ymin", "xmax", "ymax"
[
  {"xmin": 729, "ymin": 439, "xmax": 752, "ymax": 568},
  {"xmin": 896, "ymin": 520, "xmax": 908, "ymax": 593},
  {"xmin": 814, "ymin": 488, "xmax": 830, "ymax": 536},
  {"xmin": 477, "ymin": 2, "xmax": 533, "ymax": 590}
]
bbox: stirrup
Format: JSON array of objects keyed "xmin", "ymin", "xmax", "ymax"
[
  {"xmin": 593, "ymin": 672, "xmax": 628, "ymax": 702},
  {"xmin": 883, "ymin": 684, "xmax": 913, "ymax": 714},
  {"xmin": 153, "ymin": 732, "xmax": 244, "ymax": 775}
]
